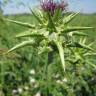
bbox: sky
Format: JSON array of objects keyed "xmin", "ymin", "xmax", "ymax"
[{"xmin": 1, "ymin": 0, "xmax": 96, "ymax": 14}]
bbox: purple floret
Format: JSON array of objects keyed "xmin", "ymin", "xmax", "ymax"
[{"xmin": 40, "ymin": 0, "xmax": 68, "ymax": 15}]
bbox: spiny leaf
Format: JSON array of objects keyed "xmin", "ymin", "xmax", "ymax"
[
  {"xmin": 84, "ymin": 53, "xmax": 96, "ymax": 56},
  {"xmin": 6, "ymin": 40, "xmax": 35, "ymax": 53},
  {"xmin": 16, "ymin": 32, "xmax": 45, "ymax": 38},
  {"xmin": 63, "ymin": 26, "xmax": 93, "ymax": 33},
  {"xmin": 47, "ymin": 12, "xmax": 57, "ymax": 32},
  {"xmin": 68, "ymin": 31, "xmax": 88, "ymax": 37},
  {"xmin": 68, "ymin": 42, "xmax": 94, "ymax": 51},
  {"xmin": 6, "ymin": 19, "xmax": 35, "ymax": 28},
  {"xmin": 63, "ymin": 12, "xmax": 79, "ymax": 24},
  {"xmin": 55, "ymin": 41, "xmax": 65, "ymax": 72},
  {"xmin": 81, "ymin": 38, "xmax": 87, "ymax": 44},
  {"xmin": 53, "ymin": 8, "xmax": 62, "ymax": 22},
  {"xmin": 29, "ymin": 8, "xmax": 43, "ymax": 24},
  {"xmin": 38, "ymin": 46, "xmax": 52, "ymax": 54},
  {"xmin": 36, "ymin": 10, "xmax": 43, "ymax": 18}
]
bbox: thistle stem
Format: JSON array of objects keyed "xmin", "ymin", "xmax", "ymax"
[
  {"xmin": 44, "ymin": 52, "xmax": 49, "ymax": 96},
  {"xmin": 46, "ymin": 54, "xmax": 49, "ymax": 96}
]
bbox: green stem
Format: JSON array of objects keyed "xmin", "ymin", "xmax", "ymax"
[{"xmin": 44, "ymin": 52, "xmax": 49, "ymax": 96}]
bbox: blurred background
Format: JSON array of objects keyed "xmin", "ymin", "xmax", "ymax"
[{"xmin": 0, "ymin": 0, "xmax": 96, "ymax": 15}]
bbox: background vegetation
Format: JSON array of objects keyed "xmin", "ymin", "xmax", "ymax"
[{"xmin": 0, "ymin": 13, "xmax": 96, "ymax": 95}]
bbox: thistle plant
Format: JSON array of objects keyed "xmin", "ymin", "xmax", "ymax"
[{"xmin": 5, "ymin": 0, "xmax": 95, "ymax": 95}]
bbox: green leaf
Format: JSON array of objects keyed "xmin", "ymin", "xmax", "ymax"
[
  {"xmin": 53, "ymin": 8, "xmax": 62, "ymax": 22},
  {"xmin": 38, "ymin": 46, "xmax": 52, "ymax": 54},
  {"xmin": 84, "ymin": 53, "xmax": 96, "ymax": 56},
  {"xmin": 80, "ymin": 38, "xmax": 87, "ymax": 44},
  {"xmin": 6, "ymin": 40, "xmax": 35, "ymax": 53},
  {"xmin": 55, "ymin": 41, "xmax": 65, "ymax": 72},
  {"xmin": 68, "ymin": 42, "xmax": 94, "ymax": 51},
  {"xmin": 68, "ymin": 31, "xmax": 88, "ymax": 37},
  {"xmin": 36, "ymin": 10, "xmax": 43, "ymax": 18},
  {"xmin": 47, "ymin": 12, "xmax": 57, "ymax": 32},
  {"xmin": 29, "ymin": 8, "xmax": 43, "ymax": 24},
  {"xmin": 63, "ymin": 26, "xmax": 93, "ymax": 33},
  {"xmin": 63, "ymin": 12, "xmax": 79, "ymax": 24},
  {"xmin": 6, "ymin": 19, "xmax": 35, "ymax": 28},
  {"xmin": 16, "ymin": 31, "xmax": 45, "ymax": 38}
]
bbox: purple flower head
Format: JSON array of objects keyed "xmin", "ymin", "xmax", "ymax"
[
  {"xmin": 58, "ymin": 1, "xmax": 68, "ymax": 11},
  {"xmin": 40, "ymin": 0, "xmax": 68, "ymax": 15}
]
